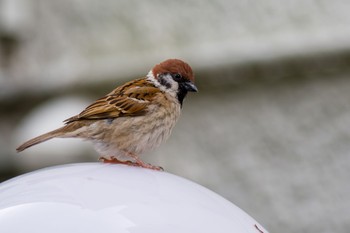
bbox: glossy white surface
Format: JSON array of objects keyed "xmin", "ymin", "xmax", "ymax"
[{"xmin": 0, "ymin": 163, "xmax": 268, "ymax": 233}]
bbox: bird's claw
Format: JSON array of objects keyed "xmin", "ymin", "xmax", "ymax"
[
  {"xmin": 99, "ymin": 156, "xmax": 163, "ymax": 171},
  {"xmin": 99, "ymin": 156, "xmax": 133, "ymax": 165}
]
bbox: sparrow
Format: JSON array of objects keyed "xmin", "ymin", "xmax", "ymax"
[{"xmin": 16, "ymin": 59, "xmax": 198, "ymax": 170}]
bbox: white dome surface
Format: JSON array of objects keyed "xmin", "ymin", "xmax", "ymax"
[{"xmin": 0, "ymin": 163, "xmax": 268, "ymax": 233}]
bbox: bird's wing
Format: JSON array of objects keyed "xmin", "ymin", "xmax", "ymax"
[{"xmin": 64, "ymin": 79, "xmax": 161, "ymax": 123}]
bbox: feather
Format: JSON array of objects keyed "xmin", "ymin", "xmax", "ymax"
[{"xmin": 64, "ymin": 78, "xmax": 161, "ymax": 123}]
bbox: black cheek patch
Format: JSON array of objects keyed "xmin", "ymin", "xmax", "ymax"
[{"xmin": 159, "ymin": 76, "xmax": 172, "ymax": 89}]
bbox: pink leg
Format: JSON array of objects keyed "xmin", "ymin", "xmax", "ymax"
[
  {"xmin": 99, "ymin": 155, "xmax": 163, "ymax": 171},
  {"xmin": 99, "ymin": 156, "xmax": 136, "ymax": 166},
  {"xmin": 125, "ymin": 152, "xmax": 164, "ymax": 171}
]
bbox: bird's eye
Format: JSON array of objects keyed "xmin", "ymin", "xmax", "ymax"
[{"xmin": 173, "ymin": 73, "xmax": 182, "ymax": 81}]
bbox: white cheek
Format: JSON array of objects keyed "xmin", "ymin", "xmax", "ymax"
[
  {"xmin": 161, "ymin": 74, "xmax": 179, "ymax": 93},
  {"xmin": 168, "ymin": 78, "xmax": 179, "ymax": 92},
  {"xmin": 147, "ymin": 71, "xmax": 179, "ymax": 96}
]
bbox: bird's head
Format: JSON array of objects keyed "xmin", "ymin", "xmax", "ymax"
[{"xmin": 149, "ymin": 59, "xmax": 198, "ymax": 105}]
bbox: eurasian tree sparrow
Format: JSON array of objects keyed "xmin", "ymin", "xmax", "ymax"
[{"xmin": 17, "ymin": 59, "xmax": 197, "ymax": 170}]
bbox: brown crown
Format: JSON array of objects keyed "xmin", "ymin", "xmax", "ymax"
[{"xmin": 152, "ymin": 59, "xmax": 194, "ymax": 83}]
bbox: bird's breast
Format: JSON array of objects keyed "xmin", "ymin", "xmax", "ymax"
[
  {"xmin": 91, "ymin": 97, "xmax": 181, "ymax": 157},
  {"xmin": 140, "ymin": 100, "xmax": 181, "ymax": 152}
]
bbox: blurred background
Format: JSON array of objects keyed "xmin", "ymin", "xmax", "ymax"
[{"xmin": 1, "ymin": 0, "xmax": 350, "ymax": 232}]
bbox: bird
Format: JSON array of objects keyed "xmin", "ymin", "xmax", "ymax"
[{"xmin": 16, "ymin": 59, "xmax": 198, "ymax": 170}]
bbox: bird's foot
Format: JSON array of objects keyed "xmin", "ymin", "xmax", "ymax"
[
  {"xmin": 125, "ymin": 152, "xmax": 164, "ymax": 171},
  {"xmin": 99, "ymin": 156, "xmax": 135, "ymax": 166},
  {"xmin": 99, "ymin": 156, "xmax": 163, "ymax": 171},
  {"xmin": 133, "ymin": 161, "xmax": 164, "ymax": 171}
]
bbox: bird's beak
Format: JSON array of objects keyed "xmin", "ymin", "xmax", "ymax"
[{"xmin": 183, "ymin": 81, "xmax": 198, "ymax": 92}]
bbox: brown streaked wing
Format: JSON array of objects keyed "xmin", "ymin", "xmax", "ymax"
[{"xmin": 64, "ymin": 79, "xmax": 161, "ymax": 123}]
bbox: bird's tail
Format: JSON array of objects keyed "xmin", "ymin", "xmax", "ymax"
[{"xmin": 16, "ymin": 124, "xmax": 75, "ymax": 152}]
